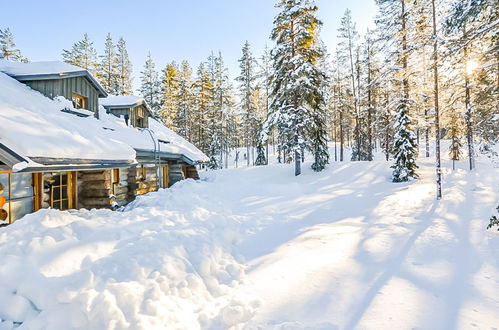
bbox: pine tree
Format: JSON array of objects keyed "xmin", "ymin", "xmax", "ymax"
[
  {"xmin": 62, "ymin": 33, "xmax": 97, "ymax": 74},
  {"xmin": 0, "ymin": 28, "xmax": 28, "ymax": 62},
  {"xmin": 116, "ymin": 37, "xmax": 133, "ymax": 95},
  {"xmin": 444, "ymin": 0, "xmax": 499, "ymax": 169},
  {"xmin": 376, "ymin": 0, "xmax": 419, "ymax": 181},
  {"xmin": 139, "ymin": 53, "xmax": 162, "ymax": 114},
  {"xmin": 237, "ymin": 41, "xmax": 258, "ymax": 167},
  {"xmin": 263, "ymin": 0, "xmax": 329, "ymax": 176},
  {"xmin": 98, "ymin": 33, "xmax": 119, "ymax": 94},
  {"xmin": 259, "ymin": 45, "xmax": 274, "ymax": 159},
  {"xmin": 212, "ymin": 52, "xmax": 235, "ymax": 168},
  {"xmin": 175, "ymin": 61, "xmax": 194, "ymax": 139},
  {"xmin": 192, "ymin": 62, "xmax": 213, "ymax": 153},
  {"xmin": 338, "ymin": 9, "xmax": 363, "ymax": 161},
  {"xmin": 160, "ymin": 62, "xmax": 180, "ymax": 129}
]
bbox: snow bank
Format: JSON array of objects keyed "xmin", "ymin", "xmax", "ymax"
[
  {"xmin": 0, "ymin": 144, "xmax": 497, "ymax": 329},
  {"xmin": 0, "ymin": 72, "xmax": 135, "ymax": 163},
  {"xmin": 0, "ymin": 180, "xmax": 258, "ymax": 329}
]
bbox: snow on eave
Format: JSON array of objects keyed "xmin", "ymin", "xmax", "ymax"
[{"xmin": 0, "ymin": 59, "xmax": 108, "ymax": 97}]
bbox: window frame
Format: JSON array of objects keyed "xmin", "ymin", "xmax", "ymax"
[{"xmin": 71, "ymin": 93, "xmax": 87, "ymax": 110}]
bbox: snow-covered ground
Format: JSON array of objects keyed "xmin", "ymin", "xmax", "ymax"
[{"xmin": 0, "ymin": 143, "xmax": 498, "ymax": 329}]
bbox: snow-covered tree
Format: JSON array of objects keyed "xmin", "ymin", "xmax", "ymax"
[
  {"xmin": 0, "ymin": 28, "xmax": 27, "ymax": 62},
  {"xmin": 116, "ymin": 37, "xmax": 133, "ymax": 95},
  {"xmin": 62, "ymin": 33, "xmax": 97, "ymax": 74},
  {"xmin": 263, "ymin": 0, "xmax": 329, "ymax": 176},
  {"xmin": 139, "ymin": 53, "xmax": 162, "ymax": 114},
  {"xmin": 338, "ymin": 9, "xmax": 364, "ymax": 161},
  {"xmin": 98, "ymin": 33, "xmax": 119, "ymax": 94},
  {"xmin": 175, "ymin": 61, "xmax": 194, "ymax": 139},
  {"xmin": 237, "ymin": 41, "xmax": 259, "ymax": 166},
  {"xmin": 160, "ymin": 62, "xmax": 179, "ymax": 129},
  {"xmin": 254, "ymin": 138, "xmax": 267, "ymax": 165},
  {"xmin": 192, "ymin": 62, "xmax": 213, "ymax": 153},
  {"xmin": 391, "ymin": 103, "xmax": 419, "ymax": 182},
  {"xmin": 376, "ymin": 0, "xmax": 419, "ymax": 181}
]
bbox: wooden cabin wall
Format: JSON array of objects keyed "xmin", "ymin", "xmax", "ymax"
[
  {"xmin": 114, "ymin": 168, "xmax": 130, "ymax": 207},
  {"xmin": 77, "ymin": 170, "xmax": 113, "ymax": 209},
  {"xmin": 127, "ymin": 166, "xmax": 158, "ymax": 199},
  {"xmin": 185, "ymin": 165, "xmax": 200, "ymax": 180},
  {"xmin": 168, "ymin": 164, "xmax": 185, "ymax": 187},
  {"xmin": 22, "ymin": 76, "xmax": 99, "ymax": 114}
]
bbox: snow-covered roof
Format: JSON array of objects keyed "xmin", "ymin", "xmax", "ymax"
[
  {"xmin": 98, "ymin": 108, "xmax": 208, "ymax": 164},
  {"xmin": 0, "ymin": 59, "xmax": 107, "ymax": 97},
  {"xmin": 0, "ymin": 72, "xmax": 135, "ymax": 171},
  {"xmin": 149, "ymin": 118, "xmax": 209, "ymax": 163},
  {"xmin": 100, "ymin": 95, "xmax": 147, "ymax": 108}
]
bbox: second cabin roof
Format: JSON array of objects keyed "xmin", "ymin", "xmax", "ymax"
[{"xmin": 0, "ymin": 59, "xmax": 108, "ymax": 97}]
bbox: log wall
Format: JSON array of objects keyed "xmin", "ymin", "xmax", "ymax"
[{"xmin": 127, "ymin": 166, "xmax": 158, "ymax": 198}]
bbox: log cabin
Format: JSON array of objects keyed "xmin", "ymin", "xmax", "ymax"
[{"xmin": 0, "ymin": 59, "xmax": 207, "ymax": 225}]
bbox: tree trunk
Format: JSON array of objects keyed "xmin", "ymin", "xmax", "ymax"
[
  {"xmin": 340, "ymin": 111, "xmax": 344, "ymax": 162},
  {"xmin": 432, "ymin": 0, "xmax": 442, "ymax": 200},
  {"xmin": 463, "ymin": 26, "xmax": 475, "ymax": 171}
]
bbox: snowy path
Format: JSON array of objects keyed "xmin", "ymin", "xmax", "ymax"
[
  {"xmin": 205, "ymin": 156, "xmax": 499, "ymax": 329},
  {"xmin": 0, "ymin": 150, "xmax": 498, "ymax": 329}
]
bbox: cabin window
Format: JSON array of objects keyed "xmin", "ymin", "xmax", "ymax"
[
  {"xmin": 48, "ymin": 172, "xmax": 75, "ymax": 210},
  {"xmin": 137, "ymin": 117, "xmax": 145, "ymax": 128},
  {"xmin": 72, "ymin": 93, "xmax": 87, "ymax": 109},
  {"xmin": 0, "ymin": 172, "xmax": 41, "ymax": 224},
  {"xmin": 111, "ymin": 169, "xmax": 120, "ymax": 194}
]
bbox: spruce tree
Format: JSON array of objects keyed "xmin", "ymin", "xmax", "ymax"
[
  {"xmin": 139, "ymin": 53, "xmax": 162, "ymax": 114},
  {"xmin": 62, "ymin": 33, "xmax": 97, "ymax": 74},
  {"xmin": 391, "ymin": 104, "xmax": 419, "ymax": 182},
  {"xmin": 264, "ymin": 0, "xmax": 329, "ymax": 176},
  {"xmin": 254, "ymin": 138, "xmax": 267, "ymax": 166},
  {"xmin": 160, "ymin": 62, "xmax": 180, "ymax": 130},
  {"xmin": 116, "ymin": 37, "xmax": 133, "ymax": 95},
  {"xmin": 0, "ymin": 28, "xmax": 27, "ymax": 62},
  {"xmin": 98, "ymin": 33, "xmax": 119, "ymax": 94}
]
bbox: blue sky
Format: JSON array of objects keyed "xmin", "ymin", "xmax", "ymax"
[{"xmin": 2, "ymin": 0, "xmax": 378, "ymax": 90}]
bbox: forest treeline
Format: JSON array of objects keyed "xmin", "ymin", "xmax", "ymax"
[{"xmin": 1, "ymin": 0, "xmax": 497, "ymax": 195}]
